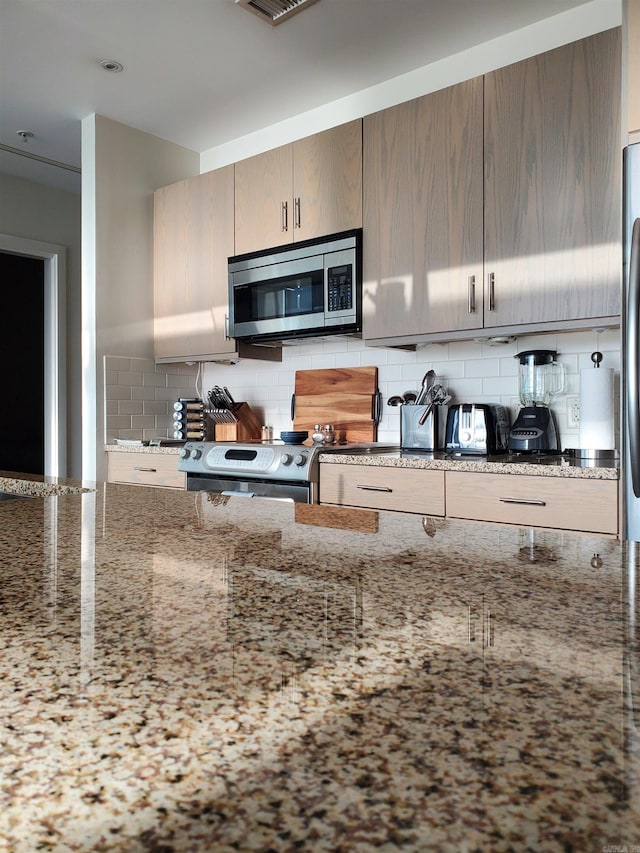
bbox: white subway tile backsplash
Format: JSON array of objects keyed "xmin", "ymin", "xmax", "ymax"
[
  {"xmin": 93, "ymin": 327, "xmax": 619, "ymax": 450},
  {"xmin": 104, "ymin": 355, "xmax": 198, "ymax": 443}
]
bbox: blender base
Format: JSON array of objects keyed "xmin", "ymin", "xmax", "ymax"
[{"xmin": 508, "ymin": 405, "xmax": 560, "ymax": 453}]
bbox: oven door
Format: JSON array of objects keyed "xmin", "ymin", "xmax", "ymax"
[
  {"xmin": 230, "ymin": 256, "xmax": 325, "ymax": 340},
  {"xmin": 186, "ymin": 473, "xmax": 314, "ymax": 504}
]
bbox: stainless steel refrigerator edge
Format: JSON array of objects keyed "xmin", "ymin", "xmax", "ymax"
[{"xmin": 624, "ymin": 142, "xmax": 640, "ymax": 539}]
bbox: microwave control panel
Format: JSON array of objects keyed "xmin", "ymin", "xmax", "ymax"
[{"xmin": 327, "ymin": 264, "xmax": 353, "ymax": 312}]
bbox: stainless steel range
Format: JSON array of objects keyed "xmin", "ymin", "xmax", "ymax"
[{"xmin": 178, "ymin": 440, "xmax": 396, "ymax": 503}]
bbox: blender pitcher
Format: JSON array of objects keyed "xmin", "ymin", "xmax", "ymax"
[{"xmin": 508, "ymin": 350, "xmax": 565, "ymax": 452}]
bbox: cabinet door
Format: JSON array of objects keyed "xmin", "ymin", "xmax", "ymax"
[
  {"xmin": 107, "ymin": 451, "xmax": 185, "ymax": 489},
  {"xmin": 234, "ymin": 143, "xmax": 293, "ymax": 255},
  {"xmin": 362, "ymin": 78, "xmax": 484, "ymax": 340},
  {"xmin": 320, "ymin": 462, "xmax": 445, "ymax": 515},
  {"xmin": 446, "ymin": 471, "xmax": 618, "ymax": 535},
  {"xmin": 154, "ymin": 166, "xmax": 235, "ymax": 361},
  {"xmin": 484, "ymin": 29, "xmax": 621, "ymax": 329},
  {"xmin": 293, "ymin": 119, "xmax": 362, "ymax": 241}
]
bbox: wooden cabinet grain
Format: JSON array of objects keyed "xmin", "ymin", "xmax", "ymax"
[
  {"xmin": 106, "ymin": 451, "xmax": 186, "ymax": 490},
  {"xmin": 320, "ymin": 463, "xmax": 445, "ymax": 515},
  {"xmin": 628, "ymin": 0, "xmax": 640, "ymax": 137},
  {"xmin": 234, "ymin": 119, "xmax": 362, "ymax": 255},
  {"xmin": 446, "ymin": 470, "xmax": 618, "ymax": 536},
  {"xmin": 154, "ymin": 165, "xmax": 236, "ymax": 362},
  {"xmin": 363, "ymin": 78, "xmax": 484, "ymax": 341},
  {"xmin": 483, "ymin": 28, "xmax": 621, "ymax": 330},
  {"xmin": 363, "ymin": 30, "xmax": 621, "ymax": 345}
]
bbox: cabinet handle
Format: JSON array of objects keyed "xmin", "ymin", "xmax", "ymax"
[
  {"xmin": 281, "ymin": 200, "xmax": 288, "ymax": 232},
  {"xmin": 224, "ymin": 314, "xmax": 230, "ymax": 341},
  {"xmin": 357, "ymin": 484, "xmax": 392, "ymax": 492},
  {"xmin": 468, "ymin": 275, "xmax": 476, "ymax": 313},
  {"xmin": 488, "ymin": 272, "xmax": 496, "ymax": 311},
  {"xmin": 294, "ymin": 197, "xmax": 301, "ymax": 229},
  {"xmin": 133, "ymin": 466, "xmax": 157, "ymax": 473},
  {"xmin": 468, "ymin": 604, "xmax": 476, "ymax": 643},
  {"xmin": 499, "ymin": 497, "xmax": 546, "ymax": 506}
]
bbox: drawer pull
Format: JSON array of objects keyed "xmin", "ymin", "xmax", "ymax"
[
  {"xmin": 133, "ymin": 466, "xmax": 157, "ymax": 473},
  {"xmin": 357, "ymin": 484, "xmax": 392, "ymax": 493},
  {"xmin": 499, "ymin": 497, "xmax": 546, "ymax": 507}
]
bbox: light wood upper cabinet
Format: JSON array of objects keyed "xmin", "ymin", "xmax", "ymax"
[
  {"xmin": 364, "ymin": 30, "xmax": 621, "ymax": 345},
  {"xmin": 362, "ymin": 78, "xmax": 484, "ymax": 341},
  {"xmin": 154, "ymin": 165, "xmax": 236, "ymax": 362},
  {"xmin": 234, "ymin": 119, "xmax": 362, "ymax": 256},
  {"xmin": 483, "ymin": 28, "xmax": 621, "ymax": 329},
  {"xmin": 628, "ymin": 0, "xmax": 640, "ymax": 137}
]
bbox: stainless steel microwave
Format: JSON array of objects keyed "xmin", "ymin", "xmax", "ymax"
[{"xmin": 228, "ymin": 229, "xmax": 362, "ymax": 343}]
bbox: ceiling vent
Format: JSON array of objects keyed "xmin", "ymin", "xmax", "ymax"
[{"xmin": 235, "ymin": 0, "xmax": 320, "ymax": 26}]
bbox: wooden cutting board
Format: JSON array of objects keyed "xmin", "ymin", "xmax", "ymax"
[{"xmin": 292, "ymin": 366, "xmax": 379, "ymax": 442}]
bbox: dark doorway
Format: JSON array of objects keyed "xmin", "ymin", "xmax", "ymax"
[{"xmin": 0, "ymin": 252, "xmax": 45, "ymax": 474}]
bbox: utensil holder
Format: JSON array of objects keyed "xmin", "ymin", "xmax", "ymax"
[{"xmin": 400, "ymin": 404, "xmax": 439, "ymax": 451}]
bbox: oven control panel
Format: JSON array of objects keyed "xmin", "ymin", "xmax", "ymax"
[{"xmin": 179, "ymin": 441, "xmax": 318, "ymax": 482}]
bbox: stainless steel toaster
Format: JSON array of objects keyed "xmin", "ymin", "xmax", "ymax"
[{"xmin": 445, "ymin": 403, "xmax": 510, "ymax": 454}]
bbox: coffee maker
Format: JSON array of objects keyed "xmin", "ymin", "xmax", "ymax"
[{"xmin": 508, "ymin": 349, "xmax": 565, "ymax": 453}]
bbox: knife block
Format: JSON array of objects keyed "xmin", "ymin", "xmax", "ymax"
[{"xmin": 213, "ymin": 402, "xmax": 262, "ymax": 442}]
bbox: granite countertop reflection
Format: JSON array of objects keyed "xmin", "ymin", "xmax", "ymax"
[{"xmin": 0, "ymin": 483, "xmax": 637, "ymax": 851}]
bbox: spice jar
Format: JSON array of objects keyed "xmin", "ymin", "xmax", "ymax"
[
  {"xmin": 322, "ymin": 424, "xmax": 336, "ymax": 445},
  {"xmin": 312, "ymin": 424, "xmax": 324, "ymax": 444}
]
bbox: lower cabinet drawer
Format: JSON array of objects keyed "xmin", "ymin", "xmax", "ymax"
[
  {"xmin": 446, "ymin": 471, "xmax": 618, "ymax": 535},
  {"xmin": 320, "ymin": 463, "xmax": 445, "ymax": 515},
  {"xmin": 106, "ymin": 452, "xmax": 185, "ymax": 489}
]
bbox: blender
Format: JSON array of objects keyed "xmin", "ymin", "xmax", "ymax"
[{"xmin": 508, "ymin": 350, "xmax": 565, "ymax": 453}]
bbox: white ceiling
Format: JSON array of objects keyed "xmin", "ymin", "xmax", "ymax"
[{"xmin": 0, "ymin": 0, "xmax": 601, "ymax": 194}]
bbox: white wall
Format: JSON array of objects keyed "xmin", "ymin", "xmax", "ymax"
[
  {"xmin": 201, "ymin": 0, "xmax": 621, "ymax": 171},
  {"xmin": 82, "ymin": 115, "xmax": 199, "ymax": 481},
  {"xmin": 0, "ymin": 172, "xmax": 82, "ymax": 476}
]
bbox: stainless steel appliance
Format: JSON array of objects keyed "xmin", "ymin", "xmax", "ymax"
[
  {"xmin": 624, "ymin": 142, "xmax": 640, "ymax": 538},
  {"xmin": 508, "ymin": 350, "xmax": 564, "ymax": 453},
  {"xmin": 178, "ymin": 439, "xmax": 396, "ymax": 503},
  {"xmin": 445, "ymin": 403, "xmax": 509, "ymax": 455},
  {"xmin": 228, "ymin": 230, "xmax": 361, "ymax": 344}
]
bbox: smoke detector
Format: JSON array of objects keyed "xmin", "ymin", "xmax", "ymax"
[{"xmin": 235, "ymin": 0, "xmax": 320, "ymax": 26}]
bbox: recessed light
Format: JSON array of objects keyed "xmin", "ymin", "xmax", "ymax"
[
  {"xmin": 16, "ymin": 130, "xmax": 34, "ymax": 143},
  {"xmin": 99, "ymin": 59, "xmax": 123, "ymax": 73}
]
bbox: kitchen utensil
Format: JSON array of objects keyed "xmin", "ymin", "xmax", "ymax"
[
  {"xmin": 402, "ymin": 392, "xmax": 417, "ymax": 404},
  {"xmin": 387, "ymin": 395, "xmax": 404, "ymax": 407},
  {"xmin": 416, "ymin": 370, "xmax": 436, "ymax": 405}
]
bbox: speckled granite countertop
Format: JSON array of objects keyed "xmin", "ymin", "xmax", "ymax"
[
  {"xmin": 106, "ymin": 443, "xmax": 183, "ymax": 455},
  {"xmin": 1, "ymin": 483, "xmax": 639, "ymax": 851},
  {"xmin": 320, "ymin": 449, "xmax": 620, "ymax": 479},
  {"xmin": 0, "ymin": 469, "xmax": 94, "ymax": 497}
]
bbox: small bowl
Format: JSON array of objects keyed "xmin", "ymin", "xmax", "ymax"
[{"xmin": 280, "ymin": 430, "xmax": 309, "ymax": 445}]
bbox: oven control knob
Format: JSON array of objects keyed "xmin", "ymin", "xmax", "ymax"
[
  {"xmin": 280, "ymin": 453, "xmax": 293, "ymax": 465},
  {"xmin": 192, "ymin": 448, "xmax": 203, "ymax": 460},
  {"xmin": 294, "ymin": 454, "xmax": 307, "ymax": 467},
  {"xmin": 180, "ymin": 447, "xmax": 191, "ymax": 459}
]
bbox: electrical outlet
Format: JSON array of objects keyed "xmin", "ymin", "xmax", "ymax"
[{"xmin": 567, "ymin": 395, "xmax": 580, "ymax": 427}]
